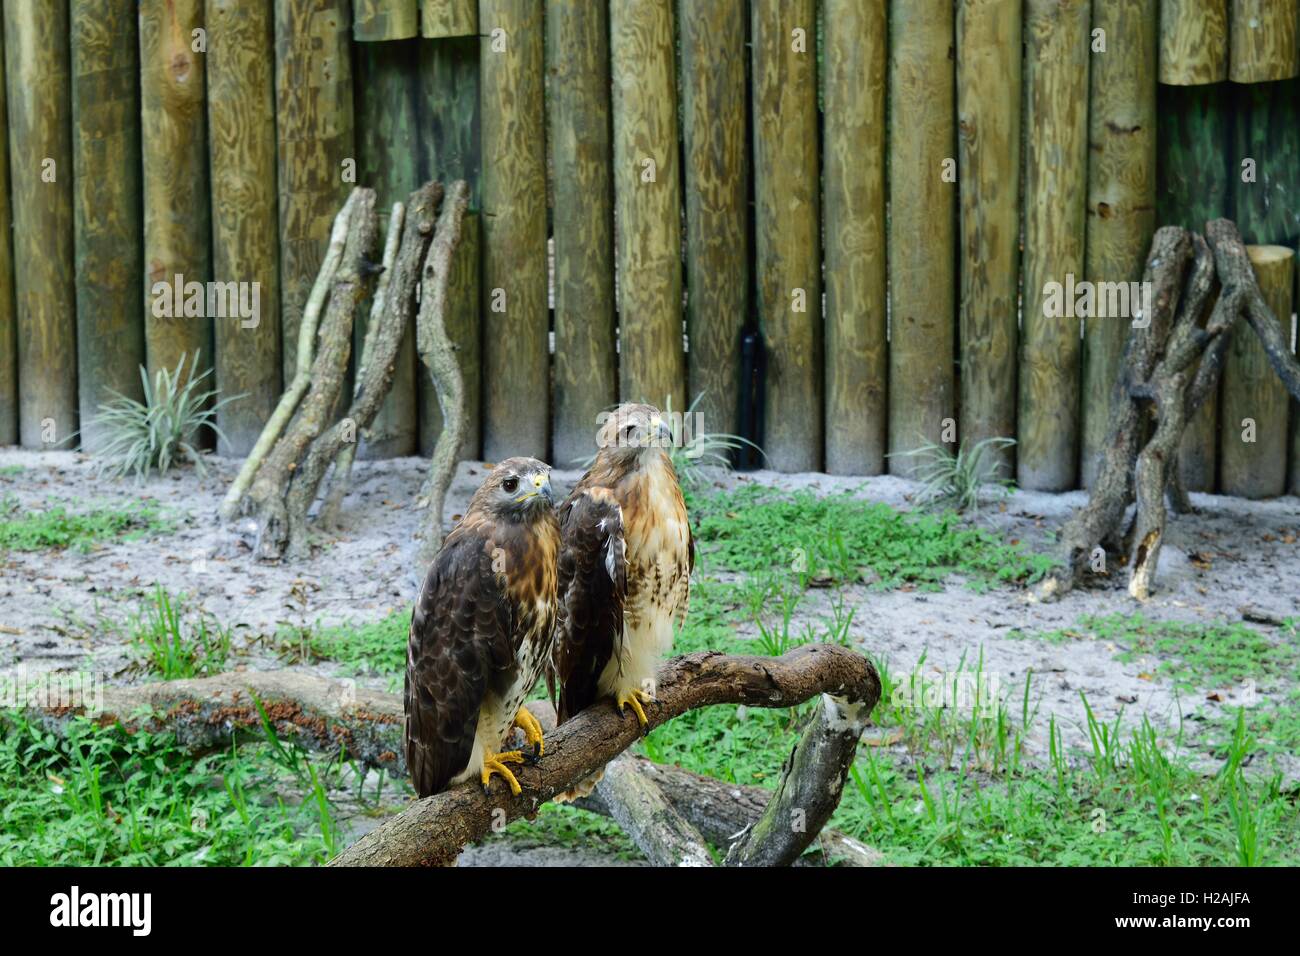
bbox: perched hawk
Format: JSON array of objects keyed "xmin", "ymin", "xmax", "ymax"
[
  {"xmin": 404, "ymin": 457, "xmax": 559, "ymax": 797},
  {"xmin": 552, "ymin": 404, "xmax": 694, "ymax": 741}
]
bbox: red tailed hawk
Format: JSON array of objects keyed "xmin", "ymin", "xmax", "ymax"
[
  {"xmin": 552, "ymin": 404, "xmax": 694, "ymax": 744},
  {"xmin": 404, "ymin": 457, "xmax": 559, "ymax": 797}
]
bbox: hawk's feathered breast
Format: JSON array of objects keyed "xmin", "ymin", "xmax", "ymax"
[{"xmin": 404, "ymin": 459, "xmax": 559, "ymax": 797}]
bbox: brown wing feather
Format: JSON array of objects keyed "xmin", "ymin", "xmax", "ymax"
[
  {"xmin": 553, "ymin": 488, "xmax": 626, "ymax": 723},
  {"xmin": 404, "ymin": 525, "xmax": 513, "ymax": 797}
]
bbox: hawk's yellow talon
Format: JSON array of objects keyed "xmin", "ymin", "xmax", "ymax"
[
  {"xmin": 481, "ymin": 750, "xmax": 524, "ymax": 795},
  {"xmin": 616, "ymin": 689, "xmax": 652, "ymax": 728},
  {"xmin": 512, "ymin": 706, "xmax": 545, "ymax": 756}
]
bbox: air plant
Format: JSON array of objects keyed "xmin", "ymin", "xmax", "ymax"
[{"xmin": 91, "ymin": 352, "xmax": 242, "ymax": 480}]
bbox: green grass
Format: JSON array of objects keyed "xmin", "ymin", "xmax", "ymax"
[
  {"xmin": 0, "ymin": 710, "xmax": 361, "ymax": 866},
  {"xmin": 277, "ymin": 610, "xmax": 410, "ymax": 682},
  {"xmin": 687, "ymin": 484, "xmax": 1055, "ymax": 592},
  {"xmin": 540, "ymin": 578, "xmax": 1300, "ymax": 866},
  {"xmin": 1013, "ymin": 613, "xmax": 1300, "ymax": 692},
  {"xmin": 129, "ymin": 585, "xmax": 234, "ymax": 680},
  {"xmin": 0, "ymin": 465, "xmax": 23, "ymax": 479},
  {"xmin": 0, "ymin": 494, "xmax": 172, "ymax": 553}
]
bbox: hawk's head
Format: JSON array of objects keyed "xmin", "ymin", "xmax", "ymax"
[
  {"xmin": 470, "ymin": 457, "xmax": 555, "ymax": 522},
  {"xmin": 595, "ymin": 403, "xmax": 675, "ymax": 468}
]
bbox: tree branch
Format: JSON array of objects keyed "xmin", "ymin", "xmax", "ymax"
[{"xmin": 329, "ymin": 645, "xmax": 880, "ymax": 867}]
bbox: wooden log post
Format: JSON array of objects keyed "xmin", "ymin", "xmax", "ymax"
[
  {"xmin": 1080, "ymin": 0, "xmax": 1157, "ymax": 489},
  {"xmin": 355, "ymin": 41, "xmax": 420, "ymax": 459},
  {"xmin": 417, "ymin": 36, "xmax": 480, "ymax": 457},
  {"xmin": 887, "ymin": 0, "xmax": 955, "ymax": 478},
  {"xmin": 4, "ymin": 2, "xmax": 77, "ymax": 448},
  {"xmin": 275, "ymin": 0, "xmax": 355, "ymax": 381},
  {"xmin": 753, "ymin": 0, "xmax": 820, "ymax": 472},
  {"xmin": 353, "ymin": 0, "xmax": 418, "ymax": 40},
  {"xmin": 208, "ymin": 0, "xmax": 282, "ymax": 457},
  {"xmin": 822, "ymin": 0, "xmax": 886, "ymax": 476},
  {"xmin": 1229, "ymin": 0, "xmax": 1298, "ymax": 83},
  {"xmin": 140, "ymin": 0, "xmax": 210, "ymax": 382},
  {"xmin": 1159, "ymin": 0, "xmax": 1228, "ymax": 84},
  {"xmin": 480, "ymin": 0, "xmax": 548, "ymax": 461},
  {"xmin": 680, "ymin": 0, "xmax": 749, "ymax": 448},
  {"xmin": 612, "ymin": 0, "xmax": 686, "ymax": 417},
  {"xmin": 956, "ymin": 0, "xmax": 1021, "ymax": 480},
  {"xmin": 547, "ymin": 0, "xmax": 616, "ymax": 468},
  {"xmin": 1018, "ymin": 0, "xmax": 1090, "ymax": 491},
  {"xmin": 70, "ymin": 2, "xmax": 145, "ymax": 453},
  {"xmin": 1293, "ymin": 242, "xmax": 1300, "ymax": 497},
  {"xmin": 0, "ymin": 16, "xmax": 12, "ymax": 447},
  {"xmin": 423, "ymin": 0, "xmax": 478, "ymax": 38},
  {"xmin": 1159, "ymin": 82, "xmax": 1231, "ymax": 491},
  {"xmin": 1233, "ymin": 80, "xmax": 1300, "ymax": 248},
  {"xmin": 1219, "ymin": 245, "xmax": 1292, "ymax": 498}
]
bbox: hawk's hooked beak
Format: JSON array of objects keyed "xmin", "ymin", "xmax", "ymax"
[
  {"xmin": 650, "ymin": 416, "xmax": 673, "ymax": 448},
  {"xmin": 517, "ymin": 473, "xmax": 554, "ymax": 505}
]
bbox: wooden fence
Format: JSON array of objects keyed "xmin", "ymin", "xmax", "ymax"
[{"xmin": 0, "ymin": 1, "xmax": 1298, "ymax": 498}]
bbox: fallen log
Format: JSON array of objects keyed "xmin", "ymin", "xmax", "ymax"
[
  {"xmin": 329, "ymin": 645, "xmax": 881, "ymax": 867},
  {"xmin": 21, "ymin": 670, "xmax": 406, "ymax": 773},
  {"xmin": 22, "ymin": 648, "xmax": 883, "ymax": 868}
]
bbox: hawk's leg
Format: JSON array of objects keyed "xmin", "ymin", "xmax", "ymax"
[
  {"xmin": 512, "ymin": 706, "xmax": 545, "ymax": 758},
  {"xmin": 480, "ymin": 749, "xmax": 525, "ymax": 796},
  {"xmin": 615, "ymin": 688, "xmax": 653, "ymax": 731}
]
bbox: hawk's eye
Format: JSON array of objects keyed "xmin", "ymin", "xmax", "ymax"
[{"xmin": 502, "ymin": 477, "xmax": 519, "ymax": 493}]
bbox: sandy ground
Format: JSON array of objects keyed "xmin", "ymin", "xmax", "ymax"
[{"xmin": 2, "ymin": 447, "xmax": 1298, "ymax": 862}]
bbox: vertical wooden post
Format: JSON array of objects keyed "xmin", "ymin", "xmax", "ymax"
[
  {"xmin": 4, "ymin": 2, "xmax": 77, "ymax": 447},
  {"xmin": 888, "ymin": 0, "xmax": 954, "ymax": 478},
  {"xmin": 355, "ymin": 41, "xmax": 420, "ymax": 458},
  {"xmin": 1219, "ymin": 246, "xmax": 1292, "ymax": 498},
  {"xmin": 956, "ymin": 0, "xmax": 1021, "ymax": 480},
  {"xmin": 822, "ymin": 0, "xmax": 886, "ymax": 476},
  {"xmin": 547, "ymin": 1, "xmax": 616, "ymax": 467},
  {"xmin": 354, "ymin": 0, "xmax": 418, "ymax": 40},
  {"xmin": 1292, "ymin": 243, "xmax": 1300, "ymax": 497},
  {"xmin": 681, "ymin": 0, "xmax": 749, "ymax": 445},
  {"xmin": 423, "ymin": 0, "xmax": 478, "ymax": 38},
  {"xmin": 612, "ymin": 0, "xmax": 686, "ymax": 417},
  {"xmin": 418, "ymin": 36, "xmax": 481, "ymax": 457},
  {"xmin": 275, "ymin": 0, "xmax": 355, "ymax": 381},
  {"xmin": 1229, "ymin": 0, "xmax": 1298, "ymax": 83},
  {"xmin": 752, "ymin": 0, "xmax": 819, "ymax": 472},
  {"xmin": 0, "ymin": 16, "xmax": 13, "ymax": 446},
  {"xmin": 71, "ymin": 3, "xmax": 144, "ymax": 452},
  {"xmin": 1018, "ymin": 0, "xmax": 1090, "ymax": 491},
  {"xmin": 140, "ymin": 0, "xmax": 210, "ymax": 381},
  {"xmin": 1233, "ymin": 80, "xmax": 1300, "ymax": 248},
  {"xmin": 1080, "ymin": 1, "xmax": 1157, "ymax": 489},
  {"xmin": 1159, "ymin": 83, "xmax": 1231, "ymax": 491},
  {"xmin": 479, "ymin": 0, "xmax": 547, "ymax": 461},
  {"xmin": 208, "ymin": 0, "xmax": 282, "ymax": 457},
  {"xmin": 1159, "ymin": 0, "xmax": 1228, "ymax": 84},
  {"xmin": 445, "ymin": 211, "xmax": 482, "ymax": 460}
]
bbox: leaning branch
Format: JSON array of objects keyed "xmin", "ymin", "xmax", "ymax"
[{"xmin": 329, "ymin": 645, "xmax": 881, "ymax": 867}]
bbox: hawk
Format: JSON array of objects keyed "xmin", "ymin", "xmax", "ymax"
[
  {"xmin": 404, "ymin": 457, "xmax": 559, "ymax": 797},
  {"xmin": 552, "ymin": 404, "xmax": 694, "ymax": 740}
]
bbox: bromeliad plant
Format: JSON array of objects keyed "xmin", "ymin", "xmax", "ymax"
[
  {"xmin": 91, "ymin": 352, "xmax": 242, "ymax": 480},
  {"xmin": 891, "ymin": 436, "xmax": 1017, "ymax": 515}
]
